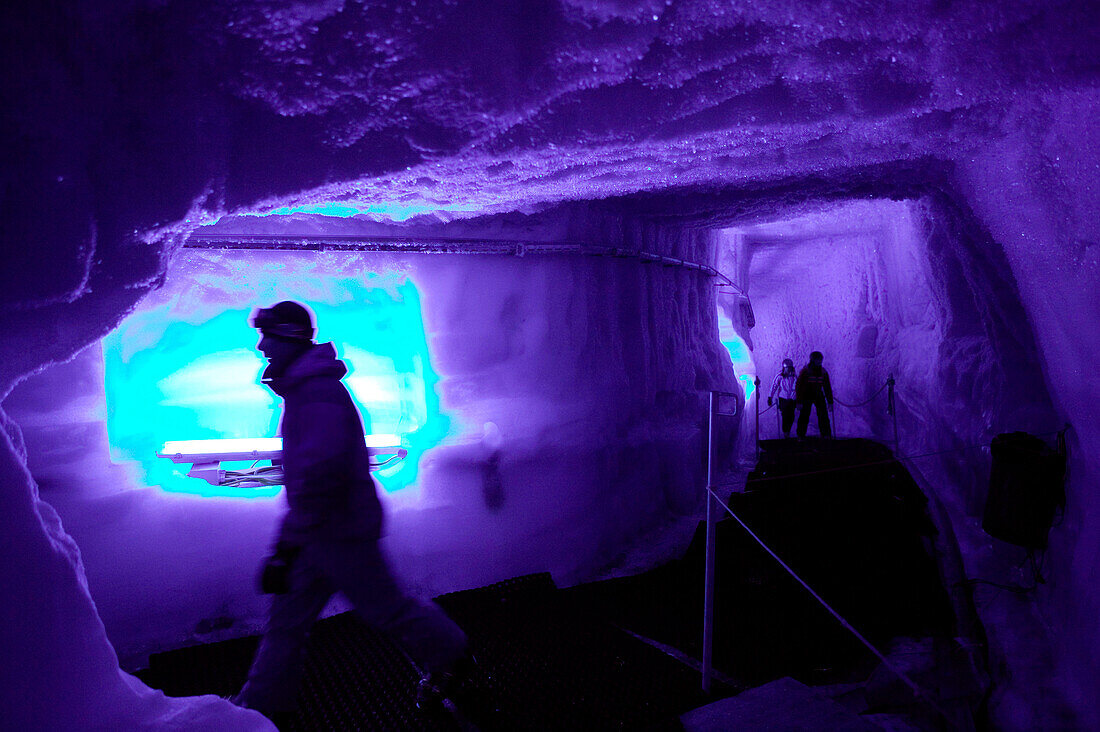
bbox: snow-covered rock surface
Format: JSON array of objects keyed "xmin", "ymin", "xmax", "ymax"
[{"xmin": 1, "ymin": 1, "xmax": 1097, "ymax": 728}]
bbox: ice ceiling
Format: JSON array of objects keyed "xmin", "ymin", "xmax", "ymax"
[
  {"xmin": 206, "ymin": 0, "xmax": 1094, "ymax": 219},
  {"xmin": 2, "ymin": 0, "xmax": 1099, "ymax": 729},
  {"xmin": 6, "ymin": 0, "xmax": 1095, "ymax": 252}
]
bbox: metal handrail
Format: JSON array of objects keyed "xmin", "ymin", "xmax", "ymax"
[
  {"xmin": 699, "ymin": 384, "xmax": 957, "ymax": 725},
  {"xmin": 184, "ymin": 233, "xmax": 745, "ymax": 295},
  {"xmin": 702, "ymin": 390, "xmax": 739, "ymax": 693}
]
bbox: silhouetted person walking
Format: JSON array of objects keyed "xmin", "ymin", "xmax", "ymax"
[
  {"xmin": 234, "ymin": 301, "xmax": 468, "ymax": 722},
  {"xmin": 768, "ymin": 358, "xmax": 798, "ymax": 438},
  {"xmin": 796, "ymin": 351, "xmax": 833, "ymax": 438}
]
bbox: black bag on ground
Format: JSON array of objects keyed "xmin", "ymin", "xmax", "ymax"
[{"xmin": 982, "ymin": 431, "xmax": 1066, "ymax": 549}]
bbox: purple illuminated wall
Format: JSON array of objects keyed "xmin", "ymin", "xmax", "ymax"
[
  {"xmin": 3, "ymin": 206, "xmax": 733, "ymax": 681},
  {"xmin": 1, "ymin": 1, "xmax": 1098, "ymax": 729}
]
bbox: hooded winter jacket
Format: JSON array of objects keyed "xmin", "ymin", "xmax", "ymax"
[
  {"xmin": 795, "ymin": 363, "xmax": 833, "ymax": 404},
  {"xmin": 769, "ymin": 371, "xmax": 797, "ymax": 401},
  {"xmin": 263, "ymin": 342, "xmax": 383, "ymax": 546}
]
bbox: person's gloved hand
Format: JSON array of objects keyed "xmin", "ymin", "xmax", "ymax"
[
  {"xmin": 259, "ymin": 543, "xmax": 301, "ymax": 594},
  {"xmin": 767, "ymin": 397, "xmax": 773, "ymax": 407}
]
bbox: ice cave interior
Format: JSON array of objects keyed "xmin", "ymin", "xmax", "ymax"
[{"xmin": 1, "ymin": 1, "xmax": 1098, "ymax": 729}]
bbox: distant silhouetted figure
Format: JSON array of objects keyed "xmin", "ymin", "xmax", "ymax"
[
  {"xmin": 233, "ymin": 301, "xmax": 468, "ymax": 721},
  {"xmin": 796, "ymin": 351, "xmax": 833, "ymax": 439},
  {"xmin": 768, "ymin": 358, "xmax": 798, "ymax": 438}
]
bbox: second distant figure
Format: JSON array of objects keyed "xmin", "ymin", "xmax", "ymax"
[
  {"xmin": 796, "ymin": 351, "xmax": 834, "ymax": 439},
  {"xmin": 767, "ymin": 358, "xmax": 798, "ymax": 438}
]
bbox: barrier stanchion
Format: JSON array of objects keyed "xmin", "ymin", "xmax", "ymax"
[
  {"xmin": 888, "ymin": 374, "xmax": 898, "ymax": 454},
  {"xmin": 754, "ymin": 377, "xmax": 761, "ymax": 460},
  {"xmin": 702, "ymin": 392, "xmax": 717, "ymax": 694},
  {"xmin": 702, "ymin": 390, "xmax": 738, "ymax": 695}
]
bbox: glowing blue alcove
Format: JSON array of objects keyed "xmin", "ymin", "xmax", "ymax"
[
  {"xmin": 104, "ymin": 250, "xmax": 448, "ymax": 497},
  {"xmin": 718, "ymin": 307, "xmax": 756, "ymax": 401}
]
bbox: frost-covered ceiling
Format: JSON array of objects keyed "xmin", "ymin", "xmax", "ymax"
[
  {"xmin": 2, "ymin": 0, "xmax": 1098, "ymax": 340},
  {"xmin": 221, "ymin": 2, "xmax": 1088, "ymax": 218},
  {"xmin": 214, "ymin": 0, "xmax": 1091, "ymax": 204},
  {"xmin": 35, "ymin": 0, "xmax": 1092, "ymax": 220}
]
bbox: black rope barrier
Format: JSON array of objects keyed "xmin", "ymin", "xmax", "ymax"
[{"xmin": 832, "ymin": 380, "xmax": 889, "ymax": 409}]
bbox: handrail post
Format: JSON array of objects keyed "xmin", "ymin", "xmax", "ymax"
[
  {"xmin": 702, "ymin": 391, "xmax": 717, "ymax": 694},
  {"xmin": 753, "ymin": 377, "xmax": 761, "ymax": 460},
  {"xmin": 887, "ymin": 374, "xmax": 898, "ymax": 453}
]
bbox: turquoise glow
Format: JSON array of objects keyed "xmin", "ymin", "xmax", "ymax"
[
  {"xmin": 723, "ymin": 335, "xmax": 750, "ymax": 362},
  {"xmin": 271, "ymin": 202, "xmax": 362, "ymax": 218},
  {"xmin": 718, "ymin": 306, "xmax": 756, "ymax": 402},
  {"xmin": 104, "ymin": 277, "xmax": 448, "ymax": 497},
  {"xmin": 739, "ymin": 373, "xmax": 757, "ymax": 401},
  {"xmin": 249, "ymin": 200, "xmax": 478, "ymax": 222}
]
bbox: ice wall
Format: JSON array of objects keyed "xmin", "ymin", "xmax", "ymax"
[
  {"xmin": 955, "ymin": 87, "xmax": 1100, "ymax": 725},
  {"xmin": 0, "ymin": 372, "xmax": 275, "ymax": 729},
  {"xmin": 2, "ymin": 0, "xmax": 1098, "ymax": 727},
  {"xmin": 5, "ymin": 205, "xmax": 735, "ymax": 670},
  {"xmin": 392, "ymin": 238, "xmax": 733, "ymax": 594}
]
